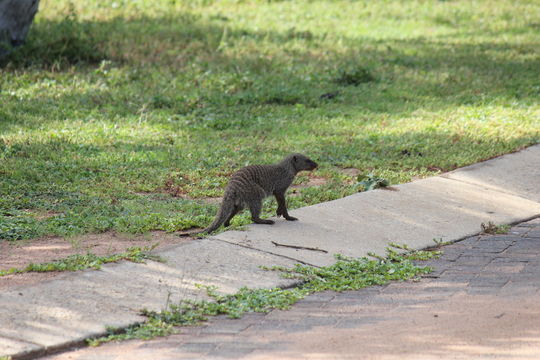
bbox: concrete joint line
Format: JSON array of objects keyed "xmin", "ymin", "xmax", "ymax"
[{"xmin": 0, "ymin": 334, "xmax": 42, "ymax": 348}]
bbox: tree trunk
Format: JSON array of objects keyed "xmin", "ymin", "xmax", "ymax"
[{"xmin": 0, "ymin": 0, "xmax": 39, "ymax": 57}]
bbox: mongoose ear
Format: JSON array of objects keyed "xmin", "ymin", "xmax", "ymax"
[{"xmin": 293, "ymin": 155, "xmax": 297, "ymax": 162}]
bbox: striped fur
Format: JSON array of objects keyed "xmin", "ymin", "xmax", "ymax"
[{"xmin": 194, "ymin": 153, "xmax": 317, "ymax": 235}]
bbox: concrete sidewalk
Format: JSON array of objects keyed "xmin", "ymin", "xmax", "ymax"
[
  {"xmin": 1, "ymin": 144, "xmax": 539, "ymax": 359},
  {"xmin": 41, "ymin": 218, "xmax": 540, "ymax": 360}
]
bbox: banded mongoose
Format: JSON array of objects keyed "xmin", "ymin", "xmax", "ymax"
[{"xmin": 185, "ymin": 153, "xmax": 318, "ymax": 236}]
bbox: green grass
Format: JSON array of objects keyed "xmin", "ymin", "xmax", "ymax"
[
  {"xmin": 88, "ymin": 245, "xmax": 439, "ymax": 345},
  {"xmin": 1, "ymin": 0, "xmax": 539, "ymax": 241},
  {"xmin": 0, "ymin": 244, "xmax": 163, "ymax": 276}
]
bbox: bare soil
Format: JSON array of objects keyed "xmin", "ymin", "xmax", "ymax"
[
  {"xmin": 0, "ymin": 232, "xmax": 183, "ymax": 290},
  {"xmin": 339, "ymin": 167, "xmax": 362, "ymax": 177},
  {"xmin": 290, "ymin": 175, "xmax": 328, "ymax": 195}
]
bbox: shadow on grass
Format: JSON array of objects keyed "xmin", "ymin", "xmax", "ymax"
[
  {"xmin": 1, "ymin": 10, "xmax": 539, "ymax": 240},
  {"xmin": 1, "ymin": 11, "xmax": 539, "ymax": 127}
]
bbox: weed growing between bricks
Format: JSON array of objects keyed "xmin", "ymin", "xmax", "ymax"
[
  {"xmin": 88, "ymin": 244, "xmax": 439, "ymax": 346},
  {"xmin": 481, "ymin": 221, "xmax": 511, "ymax": 235}
]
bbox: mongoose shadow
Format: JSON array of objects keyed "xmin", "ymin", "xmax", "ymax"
[{"xmin": 180, "ymin": 153, "xmax": 318, "ymax": 237}]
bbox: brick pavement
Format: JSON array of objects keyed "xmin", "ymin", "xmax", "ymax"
[{"xmin": 43, "ymin": 218, "xmax": 540, "ymax": 360}]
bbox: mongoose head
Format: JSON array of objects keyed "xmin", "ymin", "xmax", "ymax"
[{"xmin": 288, "ymin": 153, "xmax": 318, "ymax": 172}]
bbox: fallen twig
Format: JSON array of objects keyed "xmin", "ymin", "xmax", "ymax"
[{"xmin": 271, "ymin": 241, "xmax": 328, "ymax": 253}]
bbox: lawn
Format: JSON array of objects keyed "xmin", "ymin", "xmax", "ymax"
[{"xmin": 1, "ymin": 0, "xmax": 539, "ymax": 241}]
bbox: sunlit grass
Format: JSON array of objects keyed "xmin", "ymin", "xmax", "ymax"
[{"xmin": 0, "ymin": 0, "xmax": 538, "ymax": 241}]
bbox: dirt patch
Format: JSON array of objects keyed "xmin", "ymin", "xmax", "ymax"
[
  {"xmin": 305, "ymin": 176, "xmax": 328, "ymax": 187},
  {"xmin": 163, "ymin": 176, "xmax": 190, "ymax": 197},
  {"xmin": 426, "ymin": 165, "xmax": 445, "ymax": 173},
  {"xmin": 290, "ymin": 175, "xmax": 328, "ymax": 194},
  {"xmin": 0, "ymin": 232, "xmax": 184, "ymax": 290},
  {"xmin": 339, "ymin": 167, "xmax": 361, "ymax": 177},
  {"xmin": 289, "ymin": 175, "xmax": 328, "ymax": 196}
]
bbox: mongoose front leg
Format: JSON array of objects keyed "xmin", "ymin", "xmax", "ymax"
[
  {"xmin": 275, "ymin": 192, "xmax": 297, "ymax": 221},
  {"xmin": 249, "ymin": 200, "xmax": 275, "ymax": 225}
]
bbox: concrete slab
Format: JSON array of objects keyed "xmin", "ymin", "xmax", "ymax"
[
  {"xmin": 0, "ymin": 240, "xmax": 299, "ymax": 358},
  {"xmin": 443, "ymin": 144, "xmax": 540, "ymax": 202},
  {"xmin": 155, "ymin": 239, "xmax": 300, "ymax": 293},
  {"xmin": 213, "ymin": 177, "xmax": 540, "ymax": 267},
  {"xmin": 0, "ymin": 336, "xmax": 40, "ymax": 358},
  {"xmin": 0, "ymin": 270, "xmax": 149, "ymax": 354}
]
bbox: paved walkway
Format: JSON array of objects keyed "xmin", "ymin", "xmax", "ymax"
[{"xmin": 43, "ymin": 218, "xmax": 540, "ymax": 360}]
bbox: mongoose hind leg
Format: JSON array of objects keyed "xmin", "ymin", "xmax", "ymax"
[
  {"xmin": 224, "ymin": 204, "xmax": 242, "ymax": 227},
  {"xmin": 249, "ymin": 200, "xmax": 274, "ymax": 225}
]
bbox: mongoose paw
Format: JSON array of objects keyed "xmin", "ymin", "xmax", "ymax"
[
  {"xmin": 254, "ymin": 219, "xmax": 275, "ymax": 225},
  {"xmin": 284, "ymin": 216, "xmax": 298, "ymax": 221}
]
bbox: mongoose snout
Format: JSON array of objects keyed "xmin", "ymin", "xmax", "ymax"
[
  {"xmin": 306, "ymin": 159, "xmax": 318, "ymax": 170},
  {"xmin": 181, "ymin": 153, "xmax": 318, "ymax": 236}
]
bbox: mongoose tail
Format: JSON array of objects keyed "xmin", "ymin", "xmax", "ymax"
[
  {"xmin": 198, "ymin": 194, "xmax": 236, "ymax": 235},
  {"xmin": 178, "ymin": 153, "xmax": 318, "ymax": 238},
  {"xmin": 178, "ymin": 193, "xmax": 236, "ymax": 237}
]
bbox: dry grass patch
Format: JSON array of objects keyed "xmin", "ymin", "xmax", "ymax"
[{"xmin": 0, "ymin": 232, "xmax": 182, "ymax": 289}]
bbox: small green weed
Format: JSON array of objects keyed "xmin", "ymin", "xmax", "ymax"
[
  {"xmin": 432, "ymin": 238, "xmax": 454, "ymax": 248},
  {"xmin": 89, "ymin": 244, "xmax": 437, "ymax": 345},
  {"xmin": 356, "ymin": 173, "xmax": 389, "ymax": 191},
  {"xmin": 0, "ymin": 213, "xmax": 41, "ymax": 241},
  {"xmin": 481, "ymin": 222, "xmax": 510, "ymax": 235},
  {"xmin": 0, "ymin": 244, "xmax": 162, "ymax": 276}
]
